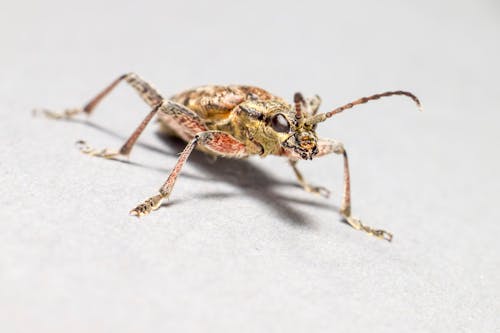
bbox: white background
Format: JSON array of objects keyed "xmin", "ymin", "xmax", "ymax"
[{"xmin": 0, "ymin": 0, "xmax": 499, "ymax": 332}]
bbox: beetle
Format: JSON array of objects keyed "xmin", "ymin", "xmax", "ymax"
[{"xmin": 38, "ymin": 73, "xmax": 421, "ymax": 241}]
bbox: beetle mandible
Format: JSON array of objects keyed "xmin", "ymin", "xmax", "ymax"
[{"xmin": 38, "ymin": 73, "xmax": 422, "ymax": 241}]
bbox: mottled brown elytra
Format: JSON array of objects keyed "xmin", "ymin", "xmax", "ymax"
[{"xmin": 37, "ymin": 73, "xmax": 422, "ymax": 241}]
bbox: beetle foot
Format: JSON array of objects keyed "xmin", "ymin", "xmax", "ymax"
[
  {"xmin": 130, "ymin": 194, "xmax": 163, "ymax": 217},
  {"xmin": 343, "ymin": 215, "xmax": 393, "ymax": 242},
  {"xmin": 76, "ymin": 140, "xmax": 121, "ymax": 159},
  {"xmin": 305, "ymin": 185, "xmax": 331, "ymax": 198},
  {"xmin": 33, "ymin": 107, "xmax": 83, "ymax": 119}
]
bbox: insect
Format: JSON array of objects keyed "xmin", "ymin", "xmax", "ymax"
[{"xmin": 38, "ymin": 73, "xmax": 421, "ymax": 241}]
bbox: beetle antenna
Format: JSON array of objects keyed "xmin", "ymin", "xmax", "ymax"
[
  {"xmin": 307, "ymin": 90, "xmax": 422, "ymax": 125},
  {"xmin": 294, "ymin": 92, "xmax": 305, "ymax": 120},
  {"xmin": 326, "ymin": 91, "xmax": 422, "ymax": 118}
]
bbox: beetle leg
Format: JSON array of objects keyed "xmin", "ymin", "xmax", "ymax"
[
  {"xmin": 289, "ymin": 160, "xmax": 330, "ymax": 198},
  {"xmin": 77, "ymin": 104, "xmax": 161, "ymax": 159},
  {"xmin": 36, "ymin": 73, "xmax": 163, "ymax": 119},
  {"xmin": 316, "ymin": 138, "xmax": 393, "ymax": 241},
  {"xmin": 130, "ymin": 131, "xmax": 248, "ymax": 217},
  {"xmin": 36, "ymin": 73, "xmax": 175, "ymax": 159},
  {"xmin": 77, "ymin": 96, "xmax": 210, "ymax": 159}
]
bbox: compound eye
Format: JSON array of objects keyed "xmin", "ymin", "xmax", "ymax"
[{"xmin": 271, "ymin": 113, "xmax": 290, "ymax": 133}]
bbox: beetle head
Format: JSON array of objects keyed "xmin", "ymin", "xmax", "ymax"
[
  {"xmin": 256, "ymin": 89, "xmax": 422, "ymax": 159},
  {"xmin": 281, "ymin": 93, "xmax": 319, "ymax": 160},
  {"xmin": 269, "ymin": 93, "xmax": 320, "ymax": 160},
  {"xmin": 237, "ymin": 96, "xmax": 320, "ymax": 159}
]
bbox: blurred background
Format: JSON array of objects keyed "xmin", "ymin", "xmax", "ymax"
[{"xmin": 1, "ymin": 0, "xmax": 499, "ymax": 332}]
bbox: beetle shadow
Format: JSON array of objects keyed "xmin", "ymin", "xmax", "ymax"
[
  {"xmin": 55, "ymin": 118, "xmax": 208, "ymax": 181},
  {"xmin": 54, "ymin": 117, "xmax": 341, "ymax": 228},
  {"xmin": 154, "ymin": 132, "xmax": 341, "ymax": 228}
]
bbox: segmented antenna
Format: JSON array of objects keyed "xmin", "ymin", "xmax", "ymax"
[
  {"xmin": 325, "ymin": 90, "xmax": 422, "ymax": 118},
  {"xmin": 294, "ymin": 92, "xmax": 305, "ymax": 120}
]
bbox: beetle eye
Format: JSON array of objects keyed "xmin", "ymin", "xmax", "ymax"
[{"xmin": 271, "ymin": 114, "xmax": 290, "ymax": 133}]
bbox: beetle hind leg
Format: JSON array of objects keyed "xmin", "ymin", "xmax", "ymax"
[
  {"xmin": 34, "ymin": 107, "xmax": 84, "ymax": 119},
  {"xmin": 35, "ymin": 73, "xmax": 168, "ymax": 160},
  {"xmin": 35, "ymin": 73, "xmax": 163, "ymax": 119}
]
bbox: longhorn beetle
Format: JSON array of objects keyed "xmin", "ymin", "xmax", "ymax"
[{"xmin": 38, "ymin": 73, "xmax": 422, "ymax": 241}]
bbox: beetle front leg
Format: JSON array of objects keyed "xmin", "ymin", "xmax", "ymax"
[
  {"xmin": 289, "ymin": 160, "xmax": 330, "ymax": 198},
  {"xmin": 316, "ymin": 139, "xmax": 393, "ymax": 241},
  {"xmin": 129, "ymin": 135, "xmax": 199, "ymax": 216},
  {"xmin": 130, "ymin": 131, "xmax": 248, "ymax": 217}
]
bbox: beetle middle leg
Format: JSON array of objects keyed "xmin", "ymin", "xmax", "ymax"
[
  {"xmin": 130, "ymin": 131, "xmax": 248, "ymax": 217},
  {"xmin": 289, "ymin": 160, "xmax": 330, "ymax": 198},
  {"xmin": 78, "ymin": 99, "xmax": 208, "ymax": 159},
  {"xmin": 75, "ymin": 104, "xmax": 160, "ymax": 159},
  {"xmin": 316, "ymin": 138, "xmax": 393, "ymax": 241}
]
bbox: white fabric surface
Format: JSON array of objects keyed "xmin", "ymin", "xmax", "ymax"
[{"xmin": 0, "ymin": 0, "xmax": 498, "ymax": 332}]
